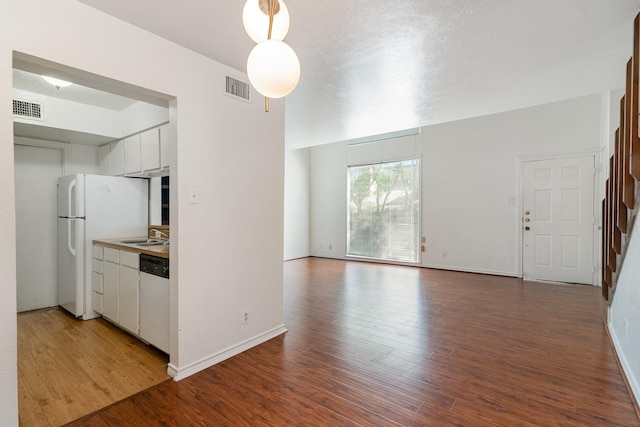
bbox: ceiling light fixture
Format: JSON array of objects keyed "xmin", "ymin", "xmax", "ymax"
[
  {"xmin": 42, "ymin": 76, "xmax": 73, "ymax": 89},
  {"xmin": 243, "ymin": 0, "xmax": 300, "ymax": 112}
]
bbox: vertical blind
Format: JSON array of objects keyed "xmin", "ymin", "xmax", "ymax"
[{"xmin": 347, "ymin": 158, "xmax": 420, "ymax": 263}]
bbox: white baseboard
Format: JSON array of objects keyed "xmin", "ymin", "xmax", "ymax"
[
  {"xmin": 608, "ymin": 324, "xmax": 640, "ymax": 407},
  {"xmin": 422, "ymin": 263, "xmax": 516, "ymax": 277},
  {"xmin": 167, "ymin": 324, "xmax": 288, "ymax": 381}
]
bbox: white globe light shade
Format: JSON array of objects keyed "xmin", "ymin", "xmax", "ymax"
[
  {"xmin": 242, "ymin": 0, "xmax": 290, "ymax": 43},
  {"xmin": 247, "ymin": 40, "xmax": 300, "ymax": 98}
]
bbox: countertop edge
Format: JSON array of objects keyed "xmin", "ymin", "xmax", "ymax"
[{"xmin": 93, "ymin": 238, "xmax": 170, "ymax": 259}]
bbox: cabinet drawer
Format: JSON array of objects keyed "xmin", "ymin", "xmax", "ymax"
[
  {"xmin": 92, "ymin": 291, "xmax": 103, "ymax": 315},
  {"xmin": 92, "ymin": 259, "xmax": 103, "ymax": 274},
  {"xmin": 120, "ymin": 250, "xmax": 139, "ymax": 269},
  {"xmin": 93, "ymin": 245, "xmax": 104, "ymax": 260},
  {"xmin": 104, "ymin": 247, "xmax": 119, "ymax": 263},
  {"xmin": 92, "ymin": 272, "xmax": 104, "ymax": 293}
]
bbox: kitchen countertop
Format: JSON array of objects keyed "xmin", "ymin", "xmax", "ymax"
[{"xmin": 93, "ymin": 238, "xmax": 169, "ymax": 259}]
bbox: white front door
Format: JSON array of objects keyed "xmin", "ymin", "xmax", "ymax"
[{"xmin": 522, "ymin": 155, "xmax": 595, "ymax": 284}]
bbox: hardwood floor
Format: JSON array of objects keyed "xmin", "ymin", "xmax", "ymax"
[
  {"xmin": 66, "ymin": 258, "xmax": 639, "ymax": 426},
  {"xmin": 18, "ymin": 308, "xmax": 170, "ymax": 427}
]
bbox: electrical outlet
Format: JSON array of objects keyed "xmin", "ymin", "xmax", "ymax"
[{"xmin": 242, "ymin": 310, "xmax": 249, "ymax": 325}]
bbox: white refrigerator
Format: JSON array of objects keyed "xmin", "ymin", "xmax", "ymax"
[{"xmin": 57, "ymin": 174, "xmax": 149, "ymax": 319}]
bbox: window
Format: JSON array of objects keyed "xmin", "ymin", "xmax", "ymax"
[{"xmin": 347, "ymin": 158, "xmax": 420, "ymax": 263}]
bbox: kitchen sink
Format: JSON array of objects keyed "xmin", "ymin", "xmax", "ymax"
[{"xmin": 118, "ymin": 239, "xmax": 169, "ymax": 246}]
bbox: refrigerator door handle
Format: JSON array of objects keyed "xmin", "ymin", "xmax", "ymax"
[
  {"xmin": 68, "ymin": 179, "xmax": 76, "ymax": 218},
  {"xmin": 68, "ymin": 219, "xmax": 76, "ymax": 257}
]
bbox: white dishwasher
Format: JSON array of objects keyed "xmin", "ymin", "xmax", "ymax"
[{"xmin": 139, "ymin": 254, "xmax": 169, "ymax": 354}]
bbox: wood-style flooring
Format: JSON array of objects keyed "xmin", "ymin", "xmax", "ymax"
[
  {"xmin": 18, "ymin": 308, "xmax": 170, "ymax": 426},
  {"xmin": 67, "ymin": 258, "xmax": 639, "ymax": 426}
]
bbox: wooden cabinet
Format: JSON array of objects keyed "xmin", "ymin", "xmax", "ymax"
[{"xmin": 124, "ymin": 135, "xmax": 142, "ymax": 175}]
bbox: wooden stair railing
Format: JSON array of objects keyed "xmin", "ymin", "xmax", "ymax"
[{"xmin": 603, "ymin": 13, "xmax": 640, "ymax": 301}]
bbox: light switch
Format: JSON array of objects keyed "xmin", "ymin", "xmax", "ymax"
[{"xmin": 189, "ymin": 188, "xmax": 199, "ymax": 204}]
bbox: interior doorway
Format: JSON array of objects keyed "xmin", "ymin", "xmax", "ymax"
[
  {"xmin": 521, "ymin": 155, "xmax": 596, "ymax": 284},
  {"xmin": 14, "ymin": 143, "xmax": 62, "ymax": 312}
]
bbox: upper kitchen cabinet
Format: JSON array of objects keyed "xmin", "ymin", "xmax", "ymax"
[
  {"xmin": 110, "ymin": 140, "xmax": 125, "ymax": 176},
  {"xmin": 124, "ymin": 134, "xmax": 142, "ymax": 175},
  {"xmin": 98, "ymin": 144, "xmax": 110, "ymax": 175},
  {"xmin": 159, "ymin": 124, "xmax": 170, "ymax": 170},
  {"xmin": 141, "ymin": 128, "xmax": 161, "ymax": 172},
  {"xmin": 98, "ymin": 124, "xmax": 170, "ymax": 178}
]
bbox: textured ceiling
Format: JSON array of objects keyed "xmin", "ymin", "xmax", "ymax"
[{"xmin": 77, "ymin": 0, "xmax": 640, "ymax": 148}]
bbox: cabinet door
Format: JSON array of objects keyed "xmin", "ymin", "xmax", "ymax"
[
  {"xmin": 93, "ymin": 245, "xmax": 104, "ymax": 260},
  {"xmin": 119, "ymin": 265, "xmax": 139, "ymax": 334},
  {"xmin": 103, "ymin": 261, "xmax": 119, "ymax": 321},
  {"xmin": 159, "ymin": 124, "xmax": 170, "ymax": 169},
  {"xmin": 92, "ymin": 291, "xmax": 103, "ymax": 315},
  {"xmin": 124, "ymin": 135, "xmax": 142, "ymax": 175},
  {"xmin": 98, "ymin": 145, "xmax": 110, "ymax": 175},
  {"xmin": 110, "ymin": 140, "xmax": 125, "ymax": 176},
  {"xmin": 92, "ymin": 272, "xmax": 103, "ymax": 293},
  {"xmin": 141, "ymin": 128, "xmax": 161, "ymax": 171}
]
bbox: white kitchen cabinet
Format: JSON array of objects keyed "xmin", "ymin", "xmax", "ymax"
[
  {"xmin": 91, "ymin": 245, "xmax": 104, "ymax": 315},
  {"xmin": 96, "ymin": 246, "xmax": 140, "ymax": 333},
  {"xmin": 102, "ymin": 258, "xmax": 119, "ymax": 322},
  {"xmin": 124, "ymin": 135, "xmax": 142, "ymax": 175},
  {"xmin": 141, "ymin": 128, "xmax": 161, "ymax": 172},
  {"xmin": 98, "ymin": 144, "xmax": 110, "ymax": 175},
  {"xmin": 159, "ymin": 124, "xmax": 171, "ymax": 170},
  {"xmin": 92, "ymin": 291, "xmax": 103, "ymax": 315},
  {"xmin": 119, "ymin": 264, "xmax": 139, "ymax": 334},
  {"xmin": 109, "ymin": 140, "xmax": 125, "ymax": 176}
]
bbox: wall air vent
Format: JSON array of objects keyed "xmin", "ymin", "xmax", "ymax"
[
  {"xmin": 225, "ymin": 76, "xmax": 251, "ymax": 102},
  {"xmin": 13, "ymin": 99, "xmax": 44, "ymax": 120}
]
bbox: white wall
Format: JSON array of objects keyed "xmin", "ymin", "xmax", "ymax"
[
  {"xmin": 307, "ymin": 94, "xmax": 602, "ymax": 275},
  {"xmin": 284, "ymin": 148, "xmax": 310, "ymax": 260},
  {"xmin": 68, "ymin": 143, "xmax": 99, "ymax": 175},
  {"xmin": 13, "ymin": 88, "xmax": 122, "ymax": 138},
  {"xmin": 609, "ymin": 213, "xmax": 640, "ymax": 405},
  {"xmin": 1, "ymin": 1, "xmax": 286, "ymax": 424},
  {"xmin": 14, "ymin": 88, "xmax": 169, "ymax": 140},
  {"xmin": 120, "ymin": 101, "xmax": 169, "ymax": 137}
]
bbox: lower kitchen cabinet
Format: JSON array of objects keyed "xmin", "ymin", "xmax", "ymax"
[
  {"xmin": 93, "ymin": 243, "xmax": 168, "ymax": 353},
  {"xmin": 118, "ymin": 251, "xmax": 139, "ymax": 335},
  {"xmin": 99, "ymin": 246, "xmax": 140, "ymax": 335},
  {"xmin": 102, "ymin": 257, "xmax": 119, "ymax": 322}
]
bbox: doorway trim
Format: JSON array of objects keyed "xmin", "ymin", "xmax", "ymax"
[
  {"xmin": 516, "ymin": 149, "xmax": 601, "ymax": 285},
  {"xmin": 14, "ymin": 136, "xmax": 71, "ymax": 175}
]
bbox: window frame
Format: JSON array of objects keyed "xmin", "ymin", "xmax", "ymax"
[{"xmin": 345, "ymin": 156, "xmax": 422, "ymax": 265}]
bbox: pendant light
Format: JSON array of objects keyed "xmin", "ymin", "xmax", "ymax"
[{"xmin": 243, "ymin": 0, "xmax": 300, "ymax": 112}]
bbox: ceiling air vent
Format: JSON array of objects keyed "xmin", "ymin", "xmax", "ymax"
[
  {"xmin": 13, "ymin": 99, "xmax": 43, "ymax": 120},
  {"xmin": 225, "ymin": 76, "xmax": 250, "ymax": 102}
]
